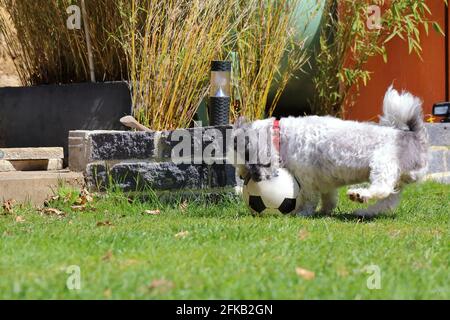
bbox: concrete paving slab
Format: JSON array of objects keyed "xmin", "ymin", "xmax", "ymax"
[
  {"xmin": 0, "ymin": 170, "xmax": 84, "ymax": 206},
  {"xmin": 0, "ymin": 147, "xmax": 63, "ymax": 160}
]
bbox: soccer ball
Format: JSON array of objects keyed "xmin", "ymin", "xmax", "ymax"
[{"xmin": 242, "ymin": 168, "xmax": 301, "ymax": 215}]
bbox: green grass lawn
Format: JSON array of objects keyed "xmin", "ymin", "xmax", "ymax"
[{"xmin": 0, "ymin": 182, "xmax": 448, "ymax": 299}]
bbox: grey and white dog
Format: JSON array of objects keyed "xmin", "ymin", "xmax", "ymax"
[{"xmin": 230, "ymin": 86, "xmax": 429, "ymax": 217}]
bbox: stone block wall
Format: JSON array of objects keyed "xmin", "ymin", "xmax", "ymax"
[
  {"xmin": 425, "ymin": 123, "xmax": 450, "ymax": 184},
  {"xmin": 69, "ymin": 126, "xmax": 236, "ymax": 192}
]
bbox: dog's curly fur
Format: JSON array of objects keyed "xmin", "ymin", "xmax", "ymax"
[{"xmin": 230, "ymin": 86, "xmax": 429, "ymax": 217}]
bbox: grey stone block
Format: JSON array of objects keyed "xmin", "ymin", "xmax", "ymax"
[
  {"xmin": 426, "ymin": 172, "xmax": 450, "ymax": 184},
  {"xmin": 86, "ymin": 163, "xmax": 109, "ymax": 191},
  {"xmin": 107, "ymin": 162, "xmax": 208, "ymax": 192},
  {"xmin": 433, "ymin": 175, "xmax": 450, "ymax": 184},
  {"xmin": 86, "ymin": 161, "xmax": 238, "ymax": 191},
  {"xmin": 158, "ymin": 125, "xmax": 232, "ymax": 163},
  {"xmin": 428, "ymin": 150, "xmax": 446, "ymax": 173},
  {"xmin": 90, "ymin": 131, "xmax": 155, "ymax": 160},
  {"xmin": 69, "ymin": 130, "xmax": 156, "ymax": 171},
  {"xmin": 426, "ymin": 123, "xmax": 450, "ymax": 146},
  {"xmin": 209, "ymin": 164, "xmax": 237, "ymax": 188},
  {"xmin": 447, "ymin": 151, "xmax": 450, "ymax": 171}
]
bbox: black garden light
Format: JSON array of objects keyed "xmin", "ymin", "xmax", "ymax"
[
  {"xmin": 432, "ymin": 102, "xmax": 450, "ymax": 123},
  {"xmin": 209, "ymin": 61, "xmax": 231, "ymax": 126}
]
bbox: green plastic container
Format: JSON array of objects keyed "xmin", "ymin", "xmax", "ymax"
[{"xmin": 271, "ymin": 0, "xmax": 325, "ymax": 117}]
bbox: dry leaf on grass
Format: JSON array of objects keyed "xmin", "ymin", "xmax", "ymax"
[
  {"xmin": 43, "ymin": 195, "xmax": 58, "ymax": 207},
  {"xmin": 388, "ymin": 230, "xmax": 401, "ymax": 238},
  {"xmin": 337, "ymin": 267, "xmax": 349, "ymax": 277},
  {"xmin": 144, "ymin": 210, "xmax": 161, "ymax": 215},
  {"xmin": 3, "ymin": 199, "xmax": 15, "ymax": 214},
  {"xmin": 103, "ymin": 288, "xmax": 112, "ymax": 299},
  {"xmin": 71, "ymin": 205, "xmax": 87, "ymax": 212},
  {"xmin": 96, "ymin": 221, "xmax": 114, "ymax": 227},
  {"xmin": 148, "ymin": 279, "xmax": 174, "ymax": 293},
  {"xmin": 298, "ymin": 229, "xmax": 310, "ymax": 241},
  {"xmin": 40, "ymin": 208, "xmax": 65, "ymax": 217},
  {"xmin": 295, "ymin": 267, "xmax": 315, "ymax": 280},
  {"xmin": 45, "ymin": 193, "xmax": 72, "ymax": 206},
  {"xmin": 75, "ymin": 188, "xmax": 94, "ymax": 205},
  {"xmin": 102, "ymin": 250, "xmax": 114, "ymax": 262},
  {"xmin": 179, "ymin": 200, "xmax": 188, "ymax": 213},
  {"xmin": 121, "ymin": 259, "xmax": 140, "ymax": 267},
  {"xmin": 175, "ymin": 231, "xmax": 189, "ymax": 239},
  {"xmin": 15, "ymin": 216, "xmax": 25, "ymax": 223},
  {"xmin": 49, "ymin": 195, "xmax": 60, "ymax": 202},
  {"xmin": 63, "ymin": 193, "xmax": 73, "ymax": 204}
]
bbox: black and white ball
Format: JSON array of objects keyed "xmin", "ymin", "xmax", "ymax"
[{"xmin": 242, "ymin": 168, "xmax": 301, "ymax": 215}]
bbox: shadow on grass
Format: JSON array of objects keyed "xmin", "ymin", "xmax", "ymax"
[
  {"xmin": 323, "ymin": 211, "xmax": 397, "ymax": 222},
  {"xmin": 238, "ymin": 210, "xmax": 397, "ymax": 222}
]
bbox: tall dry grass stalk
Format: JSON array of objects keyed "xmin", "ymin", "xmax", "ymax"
[
  {"xmin": 0, "ymin": 0, "xmax": 309, "ymax": 128},
  {"xmin": 0, "ymin": 0, "xmax": 126, "ymax": 85},
  {"xmin": 125, "ymin": 0, "xmax": 309, "ymax": 128},
  {"xmin": 123, "ymin": 0, "xmax": 243, "ymax": 130},
  {"xmin": 232, "ymin": 0, "xmax": 308, "ymax": 121}
]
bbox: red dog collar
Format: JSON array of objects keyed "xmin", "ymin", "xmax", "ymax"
[{"xmin": 273, "ymin": 119, "xmax": 280, "ymax": 153}]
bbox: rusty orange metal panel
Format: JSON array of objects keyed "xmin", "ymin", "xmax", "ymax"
[{"xmin": 345, "ymin": 0, "xmax": 446, "ymax": 122}]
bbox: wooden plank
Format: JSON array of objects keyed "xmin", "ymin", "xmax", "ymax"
[{"xmin": 0, "ymin": 147, "xmax": 63, "ymax": 160}]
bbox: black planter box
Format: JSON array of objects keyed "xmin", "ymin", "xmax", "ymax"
[{"xmin": 0, "ymin": 81, "xmax": 132, "ymax": 164}]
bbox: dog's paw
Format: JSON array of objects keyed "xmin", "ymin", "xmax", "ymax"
[{"xmin": 347, "ymin": 189, "xmax": 370, "ymax": 203}]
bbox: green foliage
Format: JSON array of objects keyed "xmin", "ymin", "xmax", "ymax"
[{"xmin": 312, "ymin": 0, "xmax": 445, "ymax": 117}]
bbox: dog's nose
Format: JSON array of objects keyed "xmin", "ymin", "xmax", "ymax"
[
  {"xmin": 248, "ymin": 165, "xmax": 260, "ymax": 182},
  {"xmin": 251, "ymin": 174, "xmax": 262, "ymax": 182}
]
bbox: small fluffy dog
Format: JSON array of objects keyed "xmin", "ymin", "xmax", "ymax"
[{"xmin": 231, "ymin": 86, "xmax": 429, "ymax": 217}]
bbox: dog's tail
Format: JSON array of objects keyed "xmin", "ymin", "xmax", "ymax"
[
  {"xmin": 380, "ymin": 86, "xmax": 426, "ymax": 136},
  {"xmin": 380, "ymin": 86, "xmax": 429, "ymax": 181}
]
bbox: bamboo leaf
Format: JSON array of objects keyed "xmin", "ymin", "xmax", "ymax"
[
  {"xmin": 432, "ymin": 22, "xmax": 445, "ymax": 36},
  {"xmin": 423, "ymin": 21, "xmax": 429, "ymax": 36},
  {"xmin": 384, "ymin": 31, "xmax": 397, "ymax": 43}
]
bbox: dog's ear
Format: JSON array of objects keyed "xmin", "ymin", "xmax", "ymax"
[{"xmin": 234, "ymin": 116, "xmax": 248, "ymax": 129}]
